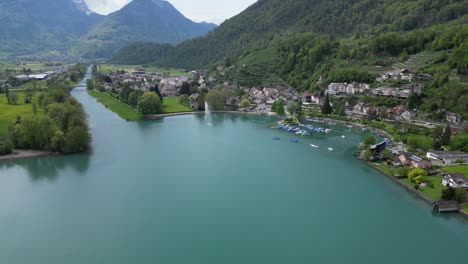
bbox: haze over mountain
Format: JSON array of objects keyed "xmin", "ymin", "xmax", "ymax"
[
  {"xmin": 74, "ymin": 0, "xmax": 216, "ymax": 58},
  {"xmin": 0, "ymin": 0, "xmax": 103, "ymax": 54}
]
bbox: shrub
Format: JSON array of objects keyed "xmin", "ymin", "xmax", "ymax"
[{"xmin": 0, "ymin": 136, "xmax": 14, "ymax": 155}]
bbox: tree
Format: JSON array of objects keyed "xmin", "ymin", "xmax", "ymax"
[
  {"xmin": 408, "ymin": 168, "xmax": 428, "ymax": 184},
  {"xmin": 337, "ymin": 106, "xmax": 346, "ymax": 116},
  {"xmin": 363, "ymin": 135, "xmax": 376, "ymax": 146},
  {"xmin": 32, "ymin": 102, "xmax": 38, "ymax": 115},
  {"xmin": 178, "ymin": 94, "xmax": 189, "ymax": 107},
  {"xmin": 321, "ymin": 93, "xmax": 332, "ymax": 115},
  {"xmin": 363, "ymin": 149, "xmax": 373, "ymax": 161},
  {"xmin": 240, "ymin": 98, "xmax": 250, "ymax": 109},
  {"xmin": 449, "ymin": 133, "xmax": 468, "ymax": 152},
  {"xmin": 128, "ymin": 90, "xmax": 144, "ymax": 107},
  {"xmin": 455, "ymin": 188, "xmax": 466, "ymax": 203},
  {"xmin": 407, "ymin": 135, "xmax": 432, "ymax": 150},
  {"xmin": 397, "ymin": 167, "xmax": 411, "ymax": 177},
  {"xmin": 432, "ymin": 126, "xmax": 443, "ymax": 148},
  {"xmin": 442, "ymin": 186, "xmax": 456, "ymax": 200},
  {"xmin": 180, "ymin": 82, "xmax": 190, "ymax": 95},
  {"xmin": 149, "ymin": 84, "xmax": 163, "ymax": 102},
  {"xmin": 137, "ymin": 92, "xmax": 163, "ymax": 115},
  {"xmin": 8, "ymin": 92, "xmax": 18, "ymax": 105},
  {"xmin": 367, "ymin": 107, "xmax": 378, "ymax": 121},
  {"xmin": 119, "ymin": 86, "xmax": 133, "ymax": 103},
  {"xmin": 441, "ymin": 123, "xmax": 451, "ymax": 146},
  {"xmin": 63, "ymin": 126, "xmax": 91, "ymax": 153},
  {"xmin": 15, "ymin": 116, "xmax": 56, "ymax": 150},
  {"xmin": 287, "ymin": 101, "xmax": 301, "ymax": 116},
  {"xmin": 205, "ymin": 90, "xmax": 226, "ymax": 111},
  {"xmin": 272, "ymin": 98, "xmax": 285, "ymax": 115},
  {"xmin": 86, "ymin": 79, "xmax": 95, "ymax": 90}
]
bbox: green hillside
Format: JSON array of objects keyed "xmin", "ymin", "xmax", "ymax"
[{"xmin": 112, "ymin": 0, "xmax": 468, "ymax": 68}]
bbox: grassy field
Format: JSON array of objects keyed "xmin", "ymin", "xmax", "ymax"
[
  {"xmin": 88, "ymin": 91, "xmax": 192, "ymax": 119},
  {"xmin": 402, "ymin": 175, "xmax": 445, "ymax": 201},
  {"xmin": 162, "ymin": 97, "xmax": 192, "ymax": 113},
  {"xmin": 98, "ymin": 64, "xmax": 187, "ymax": 76},
  {"xmin": 441, "ymin": 165, "xmax": 468, "ymax": 175},
  {"xmin": 0, "ymin": 61, "xmax": 60, "ymax": 74},
  {"xmin": 0, "ymin": 93, "xmax": 43, "ymax": 137},
  {"xmin": 88, "ymin": 90, "xmax": 143, "ymax": 120}
]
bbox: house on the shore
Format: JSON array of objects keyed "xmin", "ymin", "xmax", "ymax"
[
  {"xmin": 399, "ymin": 153, "xmax": 431, "ymax": 169},
  {"xmin": 442, "ymin": 173, "xmax": 468, "ymax": 189},
  {"xmin": 427, "ymin": 151, "xmax": 468, "ymax": 165}
]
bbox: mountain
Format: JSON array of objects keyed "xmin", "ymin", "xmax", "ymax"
[
  {"xmin": 74, "ymin": 0, "xmax": 217, "ymax": 58},
  {"xmin": 112, "ymin": 0, "xmax": 468, "ymax": 68},
  {"xmin": 0, "ymin": 0, "xmax": 103, "ymax": 54}
]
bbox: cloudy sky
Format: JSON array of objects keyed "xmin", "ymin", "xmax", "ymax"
[{"xmin": 84, "ymin": 0, "xmax": 257, "ymax": 24}]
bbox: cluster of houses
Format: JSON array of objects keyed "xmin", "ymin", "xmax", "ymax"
[
  {"xmin": 371, "ymin": 83, "xmax": 424, "ymax": 99},
  {"xmin": 101, "ymin": 66, "xmax": 190, "ymax": 96},
  {"xmin": 326, "ymin": 82, "xmax": 369, "ymax": 95}
]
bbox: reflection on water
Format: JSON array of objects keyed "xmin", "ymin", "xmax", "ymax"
[{"xmin": 0, "ymin": 154, "xmax": 90, "ymax": 181}]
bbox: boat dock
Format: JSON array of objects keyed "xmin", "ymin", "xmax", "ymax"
[{"xmin": 433, "ymin": 201, "xmax": 459, "ymax": 213}]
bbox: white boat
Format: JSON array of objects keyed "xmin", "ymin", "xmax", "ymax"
[
  {"xmin": 328, "ymin": 148, "xmax": 334, "ymax": 151},
  {"xmin": 341, "ymin": 135, "xmax": 346, "ymax": 138},
  {"xmin": 310, "ymin": 144, "xmax": 319, "ymax": 148}
]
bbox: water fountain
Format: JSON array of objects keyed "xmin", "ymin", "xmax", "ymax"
[{"xmin": 205, "ymin": 101, "xmax": 212, "ymax": 126}]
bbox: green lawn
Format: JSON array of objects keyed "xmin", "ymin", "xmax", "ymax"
[
  {"xmin": 401, "ymin": 175, "xmax": 445, "ymax": 201},
  {"xmin": 441, "ymin": 165, "xmax": 468, "ymax": 175},
  {"xmin": 88, "ymin": 90, "xmax": 142, "ymax": 120},
  {"xmin": 0, "ymin": 93, "xmax": 43, "ymax": 137},
  {"xmin": 162, "ymin": 97, "xmax": 192, "ymax": 113}
]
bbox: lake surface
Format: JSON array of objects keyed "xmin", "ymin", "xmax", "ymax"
[{"xmin": 0, "ymin": 69, "xmax": 467, "ymax": 263}]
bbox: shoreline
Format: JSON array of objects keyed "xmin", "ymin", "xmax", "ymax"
[
  {"xmin": 0, "ymin": 150, "xmax": 56, "ymax": 162},
  {"xmin": 367, "ymin": 160, "xmax": 468, "ymax": 220}
]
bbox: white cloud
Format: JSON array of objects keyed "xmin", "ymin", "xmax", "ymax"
[
  {"xmin": 84, "ymin": 0, "xmax": 256, "ymax": 23},
  {"xmin": 84, "ymin": 0, "xmax": 131, "ymax": 15}
]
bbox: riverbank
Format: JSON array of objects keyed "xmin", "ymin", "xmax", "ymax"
[
  {"xmin": 144, "ymin": 111, "xmax": 277, "ymax": 120},
  {"xmin": 0, "ymin": 150, "xmax": 56, "ymax": 161}
]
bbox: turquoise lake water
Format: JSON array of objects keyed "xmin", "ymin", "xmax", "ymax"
[{"xmin": 0, "ymin": 69, "xmax": 467, "ymax": 263}]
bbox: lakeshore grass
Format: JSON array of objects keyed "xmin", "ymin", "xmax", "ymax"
[
  {"xmin": 401, "ymin": 175, "xmax": 445, "ymax": 201},
  {"xmin": 462, "ymin": 203, "xmax": 468, "ymax": 214},
  {"xmin": 162, "ymin": 97, "xmax": 191, "ymax": 113},
  {"xmin": 0, "ymin": 93, "xmax": 43, "ymax": 137},
  {"xmin": 88, "ymin": 90, "xmax": 142, "ymax": 120},
  {"xmin": 377, "ymin": 164, "xmax": 397, "ymax": 176}
]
